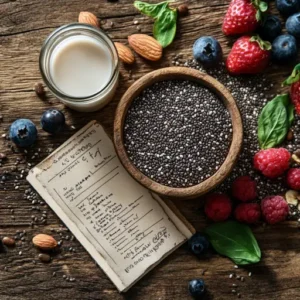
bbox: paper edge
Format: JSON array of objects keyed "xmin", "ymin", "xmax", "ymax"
[{"xmin": 26, "ymin": 120, "xmax": 195, "ymax": 292}]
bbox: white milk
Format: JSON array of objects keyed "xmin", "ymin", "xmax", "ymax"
[
  {"xmin": 50, "ymin": 35, "xmax": 113, "ymax": 98},
  {"xmin": 40, "ymin": 24, "xmax": 119, "ymax": 112}
]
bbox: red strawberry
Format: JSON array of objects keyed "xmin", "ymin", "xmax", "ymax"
[
  {"xmin": 226, "ymin": 35, "xmax": 271, "ymax": 74},
  {"xmin": 222, "ymin": 0, "xmax": 268, "ymax": 36},
  {"xmin": 282, "ymin": 64, "xmax": 300, "ymax": 115}
]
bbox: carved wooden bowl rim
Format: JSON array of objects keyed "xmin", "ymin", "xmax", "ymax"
[{"xmin": 113, "ymin": 67, "xmax": 243, "ymax": 199}]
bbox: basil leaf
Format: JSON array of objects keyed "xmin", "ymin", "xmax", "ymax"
[
  {"xmin": 258, "ymin": 94, "xmax": 293, "ymax": 149},
  {"xmin": 134, "ymin": 1, "xmax": 168, "ymax": 19},
  {"xmin": 287, "ymin": 102, "xmax": 295, "ymax": 128},
  {"xmin": 205, "ymin": 221, "xmax": 261, "ymax": 265},
  {"xmin": 134, "ymin": 1, "xmax": 178, "ymax": 48},
  {"xmin": 153, "ymin": 8, "xmax": 177, "ymax": 48}
]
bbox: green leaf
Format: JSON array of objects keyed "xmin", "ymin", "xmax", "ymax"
[
  {"xmin": 134, "ymin": 1, "xmax": 169, "ymax": 19},
  {"xmin": 205, "ymin": 221, "xmax": 261, "ymax": 265},
  {"xmin": 258, "ymin": 94, "xmax": 293, "ymax": 149},
  {"xmin": 255, "ymin": 9, "xmax": 262, "ymax": 21},
  {"xmin": 252, "ymin": 0, "xmax": 268, "ymax": 20},
  {"xmin": 250, "ymin": 35, "xmax": 271, "ymax": 51},
  {"xmin": 287, "ymin": 103, "xmax": 295, "ymax": 127},
  {"xmin": 134, "ymin": 1, "xmax": 178, "ymax": 48},
  {"xmin": 282, "ymin": 63, "xmax": 300, "ymax": 86},
  {"xmin": 153, "ymin": 8, "xmax": 177, "ymax": 48},
  {"xmin": 259, "ymin": 1, "xmax": 268, "ymax": 12}
]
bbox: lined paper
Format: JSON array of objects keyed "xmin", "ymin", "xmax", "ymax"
[{"xmin": 27, "ymin": 121, "xmax": 193, "ymax": 291}]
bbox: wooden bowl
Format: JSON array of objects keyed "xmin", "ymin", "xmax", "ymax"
[{"xmin": 113, "ymin": 67, "xmax": 243, "ymax": 199}]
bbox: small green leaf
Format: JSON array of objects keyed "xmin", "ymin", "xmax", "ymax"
[
  {"xmin": 282, "ymin": 63, "xmax": 300, "ymax": 86},
  {"xmin": 134, "ymin": 1, "xmax": 169, "ymax": 18},
  {"xmin": 134, "ymin": 1, "xmax": 178, "ymax": 47},
  {"xmin": 153, "ymin": 9, "xmax": 177, "ymax": 48},
  {"xmin": 258, "ymin": 94, "xmax": 293, "ymax": 149},
  {"xmin": 205, "ymin": 221, "xmax": 261, "ymax": 265},
  {"xmin": 250, "ymin": 35, "xmax": 271, "ymax": 51},
  {"xmin": 259, "ymin": 1, "xmax": 268, "ymax": 12},
  {"xmin": 255, "ymin": 10, "xmax": 262, "ymax": 21}
]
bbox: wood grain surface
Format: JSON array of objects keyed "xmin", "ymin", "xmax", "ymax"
[{"xmin": 1, "ymin": 1, "xmax": 300, "ymax": 300}]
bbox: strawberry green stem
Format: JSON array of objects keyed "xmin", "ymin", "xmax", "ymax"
[
  {"xmin": 250, "ymin": 35, "xmax": 272, "ymax": 51},
  {"xmin": 252, "ymin": 0, "xmax": 268, "ymax": 22},
  {"xmin": 282, "ymin": 64, "xmax": 300, "ymax": 86}
]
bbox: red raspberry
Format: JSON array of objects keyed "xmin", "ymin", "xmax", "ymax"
[
  {"xmin": 253, "ymin": 148, "xmax": 291, "ymax": 179},
  {"xmin": 204, "ymin": 193, "xmax": 232, "ymax": 222},
  {"xmin": 234, "ymin": 203, "xmax": 261, "ymax": 224},
  {"xmin": 232, "ymin": 176, "xmax": 257, "ymax": 202},
  {"xmin": 261, "ymin": 195, "xmax": 289, "ymax": 225},
  {"xmin": 287, "ymin": 168, "xmax": 300, "ymax": 190}
]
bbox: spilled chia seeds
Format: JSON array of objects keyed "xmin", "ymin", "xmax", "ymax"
[
  {"xmin": 124, "ymin": 80, "xmax": 232, "ymax": 187},
  {"xmin": 173, "ymin": 59, "xmax": 300, "ymax": 201}
]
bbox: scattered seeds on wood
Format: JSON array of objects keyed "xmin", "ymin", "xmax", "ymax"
[
  {"xmin": 34, "ymin": 83, "xmax": 45, "ymax": 97},
  {"xmin": 2, "ymin": 237, "xmax": 15, "ymax": 247},
  {"xmin": 0, "ymin": 153, "xmax": 7, "ymax": 159},
  {"xmin": 38, "ymin": 253, "xmax": 51, "ymax": 263},
  {"xmin": 287, "ymin": 129, "xmax": 294, "ymax": 141}
]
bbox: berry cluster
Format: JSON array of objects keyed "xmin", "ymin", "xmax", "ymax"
[
  {"xmin": 223, "ymin": 0, "xmax": 300, "ymax": 72},
  {"xmin": 254, "ymin": 147, "xmax": 300, "ymax": 191},
  {"xmin": 193, "ymin": 0, "xmax": 300, "ymax": 77},
  {"xmin": 204, "ymin": 175, "xmax": 289, "ymax": 225},
  {"xmin": 9, "ymin": 109, "xmax": 65, "ymax": 148}
]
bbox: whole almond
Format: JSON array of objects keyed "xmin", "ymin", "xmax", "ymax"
[
  {"xmin": 114, "ymin": 42, "xmax": 135, "ymax": 64},
  {"xmin": 128, "ymin": 34, "xmax": 162, "ymax": 61},
  {"xmin": 2, "ymin": 237, "xmax": 15, "ymax": 246},
  {"xmin": 32, "ymin": 234, "xmax": 57, "ymax": 250},
  {"xmin": 78, "ymin": 12, "xmax": 100, "ymax": 28}
]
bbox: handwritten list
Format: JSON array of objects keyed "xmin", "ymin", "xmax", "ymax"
[{"xmin": 27, "ymin": 121, "xmax": 193, "ymax": 292}]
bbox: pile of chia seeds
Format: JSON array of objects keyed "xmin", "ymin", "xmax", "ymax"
[
  {"xmin": 173, "ymin": 59, "xmax": 300, "ymax": 200},
  {"xmin": 124, "ymin": 80, "xmax": 232, "ymax": 187}
]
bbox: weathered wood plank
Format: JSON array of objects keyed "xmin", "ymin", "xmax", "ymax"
[{"xmin": 1, "ymin": 0, "xmax": 300, "ymax": 299}]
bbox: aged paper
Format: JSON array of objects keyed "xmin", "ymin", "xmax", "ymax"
[{"xmin": 27, "ymin": 121, "xmax": 194, "ymax": 292}]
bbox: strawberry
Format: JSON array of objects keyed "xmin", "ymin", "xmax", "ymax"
[
  {"xmin": 226, "ymin": 35, "xmax": 271, "ymax": 74},
  {"xmin": 282, "ymin": 64, "xmax": 300, "ymax": 115},
  {"xmin": 222, "ymin": 0, "xmax": 268, "ymax": 36}
]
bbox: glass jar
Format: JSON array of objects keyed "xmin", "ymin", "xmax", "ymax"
[{"xmin": 39, "ymin": 23, "xmax": 119, "ymax": 112}]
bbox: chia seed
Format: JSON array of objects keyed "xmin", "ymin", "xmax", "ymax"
[
  {"xmin": 124, "ymin": 80, "xmax": 232, "ymax": 187},
  {"xmin": 177, "ymin": 59, "xmax": 296, "ymax": 199}
]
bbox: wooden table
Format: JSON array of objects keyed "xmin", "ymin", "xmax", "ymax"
[{"xmin": 1, "ymin": 1, "xmax": 300, "ymax": 299}]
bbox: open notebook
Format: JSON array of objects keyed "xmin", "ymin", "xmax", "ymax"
[{"xmin": 27, "ymin": 120, "xmax": 195, "ymax": 292}]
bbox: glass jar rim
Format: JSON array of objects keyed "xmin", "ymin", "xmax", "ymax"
[{"xmin": 39, "ymin": 23, "xmax": 119, "ymax": 102}]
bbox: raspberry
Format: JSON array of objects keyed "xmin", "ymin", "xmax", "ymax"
[
  {"xmin": 287, "ymin": 168, "xmax": 300, "ymax": 190},
  {"xmin": 261, "ymin": 195, "xmax": 289, "ymax": 224},
  {"xmin": 253, "ymin": 148, "xmax": 291, "ymax": 178},
  {"xmin": 232, "ymin": 176, "xmax": 257, "ymax": 202},
  {"xmin": 234, "ymin": 203, "xmax": 261, "ymax": 224},
  {"xmin": 204, "ymin": 193, "xmax": 232, "ymax": 222}
]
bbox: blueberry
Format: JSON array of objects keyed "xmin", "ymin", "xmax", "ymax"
[
  {"xmin": 276, "ymin": 0, "xmax": 300, "ymax": 17},
  {"xmin": 41, "ymin": 109, "xmax": 65, "ymax": 134},
  {"xmin": 9, "ymin": 119, "xmax": 37, "ymax": 147},
  {"xmin": 286, "ymin": 13, "xmax": 300, "ymax": 38},
  {"xmin": 193, "ymin": 36, "xmax": 222, "ymax": 67},
  {"xmin": 188, "ymin": 279, "xmax": 206, "ymax": 299},
  {"xmin": 272, "ymin": 34, "xmax": 298, "ymax": 63},
  {"xmin": 188, "ymin": 232, "xmax": 210, "ymax": 256},
  {"xmin": 258, "ymin": 15, "xmax": 282, "ymax": 41}
]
